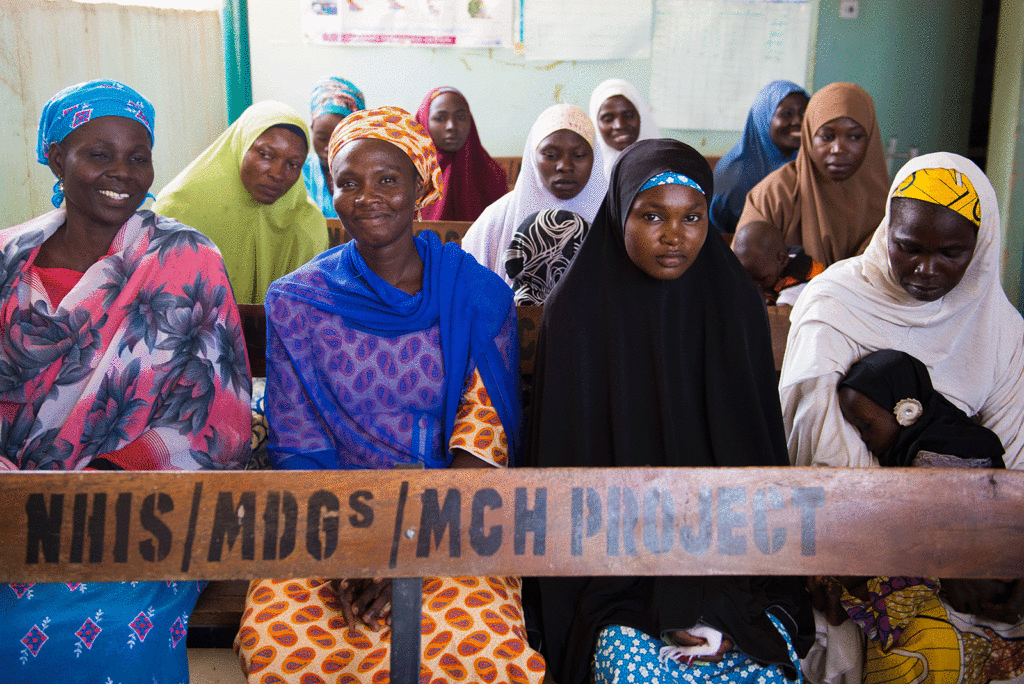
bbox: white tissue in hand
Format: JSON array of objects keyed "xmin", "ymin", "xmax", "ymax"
[{"xmin": 658, "ymin": 625, "xmax": 724, "ymax": 663}]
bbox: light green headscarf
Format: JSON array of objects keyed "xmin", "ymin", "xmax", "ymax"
[{"xmin": 154, "ymin": 101, "xmax": 328, "ymax": 304}]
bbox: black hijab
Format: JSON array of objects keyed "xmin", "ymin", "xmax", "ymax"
[
  {"xmin": 528, "ymin": 139, "xmax": 812, "ymax": 684},
  {"xmin": 839, "ymin": 349, "xmax": 1005, "ymax": 468}
]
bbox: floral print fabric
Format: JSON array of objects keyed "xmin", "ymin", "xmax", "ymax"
[{"xmin": 0, "ymin": 208, "xmax": 251, "ymax": 471}]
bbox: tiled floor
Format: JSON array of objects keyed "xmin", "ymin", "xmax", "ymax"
[{"xmin": 188, "ymin": 649, "xmax": 246, "ymax": 683}]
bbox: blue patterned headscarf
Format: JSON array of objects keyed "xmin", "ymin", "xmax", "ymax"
[
  {"xmin": 37, "ymin": 79, "xmax": 156, "ymax": 207},
  {"xmin": 309, "ymin": 77, "xmax": 365, "ymax": 120},
  {"xmin": 710, "ymin": 80, "xmax": 808, "ymax": 233}
]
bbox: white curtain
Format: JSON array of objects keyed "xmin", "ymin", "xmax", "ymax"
[{"xmin": 0, "ymin": 0, "xmax": 226, "ymax": 228}]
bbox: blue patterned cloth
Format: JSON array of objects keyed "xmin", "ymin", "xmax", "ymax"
[
  {"xmin": 302, "ymin": 151, "xmax": 337, "ymax": 218},
  {"xmin": 36, "ymin": 79, "xmax": 156, "ymax": 208},
  {"xmin": 593, "ymin": 614, "xmax": 802, "ymax": 684},
  {"xmin": 309, "ymin": 77, "xmax": 364, "ymax": 120},
  {"xmin": 638, "ymin": 171, "xmax": 705, "ymax": 195},
  {"xmin": 710, "ymin": 80, "xmax": 808, "ymax": 233},
  {"xmin": 2, "ymin": 581, "xmax": 204, "ymax": 683}
]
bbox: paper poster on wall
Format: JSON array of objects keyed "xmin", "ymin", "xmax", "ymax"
[
  {"xmin": 519, "ymin": 0, "xmax": 652, "ymax": 60},
  {"xmin": 650, "ymin": 0, "xmax": 811, "ymax": 130},
  {"xmin": 301, "ymin": 0, "xmax": 513, "ymax": 47}
]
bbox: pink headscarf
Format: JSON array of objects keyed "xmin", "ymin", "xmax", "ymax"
[{"xmin": 415, "ymin": 87, "xmax": 508, "ymax": 221}]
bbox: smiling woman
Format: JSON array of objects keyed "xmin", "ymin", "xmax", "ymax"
[
  {"xmin": 0, "ymin": 78, "xmax": 250, "ymax": 683},
  {"xmin": 154, "ymin": 101, "xmax": 328, "ymax": 304},
  {"xmin": 235, "ymin": 106, "xmax": 546, "ymax": 684}
]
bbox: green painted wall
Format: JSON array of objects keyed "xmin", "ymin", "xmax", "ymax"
[
  {"xmin": 987, "ymin": 0, "xmax": 1024, "ymax": 309},
  {"xmin": 811, "ymin": 0, "xmax": 983, "ymax": 165}
]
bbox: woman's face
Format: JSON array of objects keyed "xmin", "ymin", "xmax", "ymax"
[
  {"xmin": 311, "ymin": 112, "xmax": 345, "ymax": 171},
  {"xmin": 837, "ymin": 386, "xmax": 900, "ymax": 457},
  {"xmin": 331, "ymin": 138, "xmax": 423, "ymax": 250},
  {"xmin": 623, "ymin": 183, "xmax": 708, "ymax": 280},
  {"xmin": 47, "ymin": 115, "xmax": 154, "ymax": 232},
  {"xmin": 768, "ymin": 91, "xmax": 808, "ymax": 157},
  {"xmin": 887, "ymin": 197, "xmax": 978, "ymax": 302},
  {"xmin": 535, "ymin": 130, "xmax": 594, "ymax": 200},
  {"xmin": 428, "ymin": 92, "xmax": 472, "ymax": 154},
  {"xmin": 239, "ymin": 126, "xmax": 308, "ymax": 205},
  {"xmin": 810, "ymin": 116, "xmax": 869, "ymax": 182},
  {"xmin": 597, "ymin": 95, "xmax": 641, "ymax": 152}
]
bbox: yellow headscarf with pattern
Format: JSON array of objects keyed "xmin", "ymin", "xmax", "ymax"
[{"xmin": 892, "ymin": 167, "xmax": 981, "ymax": 228}]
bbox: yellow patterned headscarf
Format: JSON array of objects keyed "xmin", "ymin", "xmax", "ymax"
[
  {"xmin": 892, "ymin": 167, "xmax": 981, "ymax": 228},
  {"xmin": 327, "ymin": 105, "xmax": 443, "ymax": 209}
]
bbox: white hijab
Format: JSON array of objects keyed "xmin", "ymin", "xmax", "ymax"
[
  {"xmin": 462, "ymin": 104, "xmax": 608, "ymax": 284},
  {"xmin": 780, "ymin": 152, "xmax": 1024, "ymax": 469},
  {"xmin": 588, "ymin": 79, "xmax": 660, "ymax": 180}
]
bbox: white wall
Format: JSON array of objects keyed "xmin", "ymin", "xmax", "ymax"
[{"xmin": 247, "ymin": 0, "xmax": 742, "ymax": 159}]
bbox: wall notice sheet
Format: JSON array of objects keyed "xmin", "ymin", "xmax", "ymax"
[
  {"xmin": 650, "ymin": 0, "xmax": 811, "ymax": 130},
  {"xmin": 301, "ymin": 0, "xmax": 513, "ymax": 47},
  {"xmin": 520, "ymin": 0, "xmax": 653, "ymax": 61}
]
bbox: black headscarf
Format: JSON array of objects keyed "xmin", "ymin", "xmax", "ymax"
[
  {"xmin": 527, "ymin": 139, "xmax": 812, "ymax": 684},
  {"xmin": 839, "ymin": 349, "xmax": 1005, "ymax": 468}
]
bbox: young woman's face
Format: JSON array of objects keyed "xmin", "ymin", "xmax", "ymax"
[
  {"xmin": 768, "ymin": 92, "xmax": 808, "ymax": 157},
  {"xmin": 887, "ymin": 197, "xmax": 978, "ymax": 302},
  {"xmin": 239, "ymin": 126, "xmax": 308, "ymax": 205},
  {"xmin": 427, "ymin": 91, "xmax": 472, "ymax": 154},
  {"xmin": 837, "ymin": 386, "xmax": 900, "ymax": 457},
  {"xmin": 47, "ymin": 115, "xmax": 154, "ymax": 232},
  {"xmin": 623, "ymin": 183, "xmax": 708, "ymax": 280},
  {"xmin": 597, "ymin": 95, "xmax": 641, "ymax": 152},
  {"xmin": 535, "ymin": 129, "xmax": 594, "ymax": 201},
  {"xmin": 331, "ymin": 138, "xmax": 423, "ymax": 250},
  {"xmin": 311, "ymin": 113, "xmax": 345, "ymax": 170},
  {"xmin": 810, "ymin": 116, "xmax": 869, "ymax": 182}
]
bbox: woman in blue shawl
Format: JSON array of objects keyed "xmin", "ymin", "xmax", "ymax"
[
  {"xmin": 711, "ymin": 80, "xmax": 809, "ymax": 234},
  {"xmin": 236, "ymin": 106, "xmax": 546, "ymax": 683}
]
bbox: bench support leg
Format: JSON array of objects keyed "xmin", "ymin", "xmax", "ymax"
[{"xmin": 390, "ymin": 576, "xmax": 422, "ymax": 684}]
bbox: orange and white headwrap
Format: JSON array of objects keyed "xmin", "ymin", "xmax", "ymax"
[
  {"xmin": 327, "ymin": 105, "xmax": 443, "ymax": 209},
  {"xmin": 892, "ymin": 167, "xmax": 981, "ymax": 229}
]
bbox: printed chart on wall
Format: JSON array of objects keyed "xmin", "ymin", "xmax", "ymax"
[
  {"xmin": 519, "ymin": 0, "xmax": 653, "ymax": 60},
  {"xmin": 301, "ymin": 0, "xmax": 513, "ymax": 47},
  {"xmin": 651, "ymin": 0, "xmax": 811, "ymax": 131}
]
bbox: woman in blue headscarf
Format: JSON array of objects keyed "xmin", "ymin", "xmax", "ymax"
[
  {"xmin": 710, "ymin": 80, "xmax": 808, "ymax": 234},
  {"xmin": 302, "ymin": 76, "xmax": 366, "ymax": 218}
]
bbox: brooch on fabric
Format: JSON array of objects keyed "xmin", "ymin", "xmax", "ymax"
[{"xmin": 894, "ymin": 398, "xmax": 923, "ymax": 427}]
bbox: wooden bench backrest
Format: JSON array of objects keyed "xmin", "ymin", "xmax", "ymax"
[
  {"xmin": 493, "ymin": 156, "xmax": 521, "ymax": 191},
  {"xmin": 324, "ymin": 219, "xmax": 472, "ymax": 249}
]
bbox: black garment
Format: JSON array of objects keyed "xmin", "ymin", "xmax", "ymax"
[
  {"xmin": 839, "ymin": 349, "xmax": 1005, "ymax": 468},
  {"xmin": 527, "ymin": 139, "xmax": 813, "ymax": 684}
]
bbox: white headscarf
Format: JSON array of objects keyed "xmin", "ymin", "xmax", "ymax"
[
  {"xmin": 780, "ymin": 152, "xmax": 1024, "ymax": 469},
  {"xmin": 588, "ymin": 79, "xmax": 660, "ymax": 180},
  {"xmin": 462, "ymin": 104, "xmax": 607, "ymax": 284}
]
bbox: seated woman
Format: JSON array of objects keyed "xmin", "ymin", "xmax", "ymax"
[
  {"xmin": 528, "ymin": 138, "xmax": 812, "ymax": 684},
  {"xmin": 780, "ymin": 153, "xmax": 1024, "ymax": 470},
  {"xmin": 462, "ymin": 103, "xmax": 607, "ymax": 285},
  {"xmin": 302, "ymin": 76, "xmax": 365, "ymax": 219},
  {"xmin": 415, "ymin": 85, "xmax": 508, "ymax": 221},
  {"xmin": 234, "ymin": 106, "xmax": 546, "ymax": 683},
  {"xmin": 711, "ymin": 80, "xmax": 809, "ymax": 234},
  {"xmin": 504, "ymin": 209, "xmax": 590, "ymax": 305},
  {"xmin": 819, "ymin": 349, "xmax": 1021, "ymax": 684},
  {"xmin": 588, "ymin": 79, "xmax": 660, "ymax": 179},
  {"xmin": 0, "ymin": 79, "xmax": 250, "ymax": 682},
  {"xmin": 154, "ymin": 100, "xmax": 328, "ymax": 304},
  {"xmin": 737, "ymin": 82, "xmax": 888, "ymax": 266}
]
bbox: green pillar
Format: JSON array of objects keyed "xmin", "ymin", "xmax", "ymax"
[{"xmin": 223, "ymin": 0, "xmax": 252, "ymax": 124}]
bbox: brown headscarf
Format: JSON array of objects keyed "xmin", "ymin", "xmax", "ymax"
[{"xmin": 738, "ymin": 82, "xmax": 888, "ymax": 265}]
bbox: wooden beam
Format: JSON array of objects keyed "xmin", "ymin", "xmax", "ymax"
[{"xmin": 2, "ymin": 467, "xmax": 1021, "ymax": 582}]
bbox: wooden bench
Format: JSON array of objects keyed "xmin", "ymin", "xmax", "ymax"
[
  {"xmin": 494, "ymin": 156, "xmax": 522, "ymax": 191},
  {"xmin": 325, "ymin": 219, "xmax": 473, "ymax": 249}
]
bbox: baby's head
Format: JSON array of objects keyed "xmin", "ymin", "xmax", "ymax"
[
  {"xmin": 731, "ymin": 222, "xmax": 788, "ymax": 297},
  {"xmin": 837, "ymin": 349, "xmax": 926, "ymax": 457}
]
